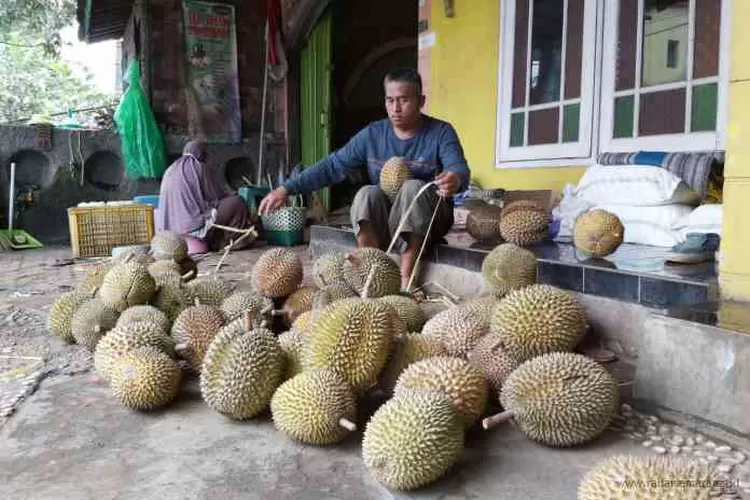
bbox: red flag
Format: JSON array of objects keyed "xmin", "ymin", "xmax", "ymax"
[{"xmin": 266, "ymin": 0, "xmax": 287, "ymax": 81}]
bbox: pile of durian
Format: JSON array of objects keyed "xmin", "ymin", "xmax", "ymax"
[{"xmin": 44, "ymin": 233, "xmax": 726, "ymax": 497}]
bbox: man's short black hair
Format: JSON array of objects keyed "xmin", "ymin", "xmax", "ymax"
[{"xmin": 384, "ymin": 68, "xmax": 423, "ymax": 96}]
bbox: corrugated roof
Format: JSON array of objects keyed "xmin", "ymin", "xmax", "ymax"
[{"xmin": 76, "ymin": 0, "xmax": 133, "ymax": 43}]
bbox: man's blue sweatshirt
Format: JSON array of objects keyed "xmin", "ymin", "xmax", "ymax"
[{"xmin": 281, "ymin": 115, "xmax": 471, "ymax": 197}]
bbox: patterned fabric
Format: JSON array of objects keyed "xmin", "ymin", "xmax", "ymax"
[
  {"xmin": 661, "ymin": 152, "xmax": 715, "ymax": 200},
  {"xmin": 596, "ymin": 152, "xmax": 636, "ymax": 165}
]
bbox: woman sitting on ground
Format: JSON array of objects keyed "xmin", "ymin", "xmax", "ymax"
[{"xmin": 156, "ymin": 139, "xmax": 252, "ymax": 252}]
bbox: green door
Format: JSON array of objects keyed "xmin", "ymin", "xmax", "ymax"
[{"xmin": 300, "ymin": 8, "xmax": 333, "ymax": 212}]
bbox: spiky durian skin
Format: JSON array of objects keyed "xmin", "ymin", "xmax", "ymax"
[
  {"xmin": 150, "ymin": 231, "xmax": 188, "ymax": 261},
  {"xmin": 147, "ymin": 260, "xmax": 183, "ymax": 287},
  {"xmin": 573, "ymin": 209, "xmax": 624, "ymax": 258},
  {"xmin": 200, "ymin": 325, "xmax": 284, "ymax": 420},
  {"xmin": 152, "ymin": 282, "xmax": 195, "ymax": 324},
  {"xmin": 270, "ymin": 368, "xmax": 357, "ymax": 445},
  {"xmin": 187, "ymin": 278, "xmax": 235, "ymax": 308},
  {"xmin": 341, "ymin": 248, "xmax": 401, "ymax": 298},
  {"xmin": 291, "ymin": 310, "xmax": 313, "ymax": 335},
  {"xmin": 379, "ymin": 333, "xmax": 447, "ymax": 393},
  {"xmin": 377, "ymin": 295, "xmax": 426, "ymax": 333},
  {"xmin": 393, "ymin": 356, "xmax": 489, "ymax": 429},
  {"xmin": 362, "ymin": 390, "xmax": 464, "ymax": 491},
  {"xmin": 498, "ymin": 209, "xmax": 550, "ymax": 247},
  {"xmin": 98, "ymin": 262, "xmax": 156, "ymax": 312},
  {"xmin": 109, "ymin": 346, "xmax": 181, "ymax": 410},
  {"xmin": 281, "ymin": 286, "xmax": 318, "ymax": 325},
  {"xmin": 578, "ymin": 455, "xmax": 729, "ymax": 500},
  {"xmin": 171, "ymin": 305, "xmax": 226, "ymax": 371},
  {"xmin": 312, "ymin": 252, "xmax": 348, "ymax": 289},
  {"xmin": 250, "ymin": 248, "xmax": 304, "ymax": 298},
  {"xmin": 302, "ymin": 298, "xmax": 394, "ymax": 393},
  {"xmin": 47, "ymin": 291, "xmax": 92, "ymax": 342},
  {"xmin": 76, "ymin": 262, "xmax": 111, "ymax": 295},
  {"xmin": 421, "ymin": 306, "xmax": 488, "ymax": 358},
  {"xmin": 311, "ymin": 283, "xmax": 358, "ymax": 310},
  {"xmin": 379, "ymin": 156, "xmax": 413, "ymax": 200},
  {"xmin": 481, "ymin": 243, "xmax": 538, "ymax": 295},
  {"xmin": 70, "ymin": 297, "xmax": 120, "ymax": 351},
  {"xmin": 466, "ymin": 204, "xmax": 503, "ymax": 241},
  {"xmin": 116, "ymin": 305, "xmax": 170, "ymax": 334},
  {"xmin": 500, "ymin": 352, "xmax": 619, "ymax": 448},
  {"xmin": 490, "ymin": 284, "xmax": 587, "ymax": 362},
  {"xmin": 466, "ymin": 332, "xmax": 522, "ymax": 393},
  {"xmin": 220, "ymin": 291, "xmax": 273, "ymax": 323},
  {"xmin": 277, "ymin": 330, "xmax": 304, "ymax": 379},
  {"xmin": 93, "ymin": 322, "xmax": 176, "ymax": 383}
]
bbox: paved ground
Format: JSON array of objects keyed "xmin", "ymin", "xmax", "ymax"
[{"xmin": 0, "ymin": 243, "xmax": 748, "ymax": 499}]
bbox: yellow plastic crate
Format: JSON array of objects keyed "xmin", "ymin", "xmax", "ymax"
[{"xmin": 68, "ymin": 203, "xmax": 155, "ymax": 258}]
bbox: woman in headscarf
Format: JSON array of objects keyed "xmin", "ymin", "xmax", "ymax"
[{"xmin": 156, "ymin": 140, "xmax": 252, "ymax": 252}]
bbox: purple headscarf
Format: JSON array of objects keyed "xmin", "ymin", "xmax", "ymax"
[{"xmin": 156, "ymin": 140, "xmax": 223, "ymax": 234}]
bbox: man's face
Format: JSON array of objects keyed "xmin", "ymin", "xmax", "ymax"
[{"xmin": 385, "ymin": 80, "xmax": 424, "ymax": 128}]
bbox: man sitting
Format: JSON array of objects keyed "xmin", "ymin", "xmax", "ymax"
[{"xmin": 259, "ymin": 68, "xmax": 471, "ymax": 290}]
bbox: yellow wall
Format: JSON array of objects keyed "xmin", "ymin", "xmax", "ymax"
[{"xmin": 424, "ymin": 0, "xmax": 586, "ymax": 191}]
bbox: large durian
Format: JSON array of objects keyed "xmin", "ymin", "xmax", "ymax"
[
  {"xmin": 466, "ymin": 202, "xmax": 503, "ymax": 241},
  {"xmin": 147, "ymin": 260, "xmax": 186, "ymax": 287},
  {"xmin": 378, "ymin": 333, "xmax": 447, "ymax": 393},
  {"xmin": 377, "ymin": 295, "xmax": 426, "ymax": 333},
  {"xmin": 379, "ymin": 156, "xmax": 412, "ymax": 201},
  {"xmin": 187, "ymin": 278, "xmax": 235, "ymax": 307},
  {"xmin": 150, "ymin": 231, "xmax": 188, "ymax": 261},
  {"xmin": 151, "ymin": 281, "xmax": 195, "ymax": 325},
  {"xmin": 220, "ymin": 291, "xmax": 274, "ymax": 324},
  {"xmin": 200, "ymin": 318, "xmax": 285, "ymax": 420},
  {"xmin": 250, "ymin": 248, "xmax": 304, "ymax": 298},
  {"xmin": 278, "ymin": 286, "xmax": 318, "ymax": 326},
  {"xmin": 394, "ymin": 356, "xmax": 489, "ymax": 429},
  {"xmin": 93, "ymin": 322, "xmax": 177, "ymax": 383},
  {"xmin": 498, "ymin": 200, "xmax": 550, "ymax": 246},
  {"xmin": 109, "ymin": 346, "xmax": 181, "ymax": 410},
  {"xmin": 421, "ymin": 306, "xmax": 488, "ymax": 358},
  {"xmin": 490, "ymin": 284, "xmax": 587, "ymax": 362},
  {"xmin": 70, "ymin": 297, "xmax": 120, "ymax": 350},
  {"xmin": 47, "ymin": 291, "xmax": 92, "ymax": 342},
  {"xmin": 312, "ymin": 251, "xmax": 348, "ymax": 289},
  {"xmin": 573, "ymin": 209, "xmax": 624, "ymax": 258},
  {"xmin": 481, "ymin": 243, "xmax": 537, "ymax": 295},
  {"xmin": 116, "ymin": 305, "xmax": 170, "ymax": 334},
  {"xmin": 311, "ymin": 282, "xmax": 358, "ymax": 310},
  {"xmin": 277, "ymin": 329, "xmax": 304, "ymax": 379},
  {"xmin": 98, "ymin": 261, "xmax": 156, "ymax": 312},
  {"xmin": 341, "ymin": 248, "xmax": 401, "ymax": 298},
  {"xmin": 362, "ymin": 390, "xmax": 464, "ymax": 491},
  {"xmin": 76, "ymin": 261, "xmax": 112, "ymax": 295},
  {"xmin": 171, "ymin": 303, "xmax": 226, "ymax": 371},
  {"xmin": 466, "ymin": 332, "xmax": 522, "ymax": 393},
  {"xmin": 484, "ymin": 352, "xmax": 619, "ymax": 447},
  {"xmin": 270, "ymin": 368, "xmax": 357, "ymax": 445}
]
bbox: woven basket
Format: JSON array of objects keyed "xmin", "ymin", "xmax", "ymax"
[{"xmin": 261, "ymin": 195, "xmax": 306, "ymax": 232}]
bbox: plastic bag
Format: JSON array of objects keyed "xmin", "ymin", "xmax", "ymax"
[
  {"xmin": 551, "ymin": 183, "xmax": 593, "ymax": 240},
  {"xmin": 113, "ymin": 61, "xmax": 167, "ymax": 179}
]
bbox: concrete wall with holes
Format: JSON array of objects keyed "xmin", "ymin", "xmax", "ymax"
[{"xmin": 0, "ymin": 126, "xmax": 271, "ymax": 245}]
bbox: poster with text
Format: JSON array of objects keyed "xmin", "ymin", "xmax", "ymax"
[{"xmin": 182, "ymin": 0, "xmax": 242, "ymax": 144}]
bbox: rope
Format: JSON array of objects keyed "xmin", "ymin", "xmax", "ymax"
[
  {"xmin": 386, "ymin": 181, "xmax": 437, "ymax": 254},
  {"xmin": 407, "ymin": 197, "xmax": 443, "ymax": 292}
]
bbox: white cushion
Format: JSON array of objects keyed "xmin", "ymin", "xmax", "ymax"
[
  {"xmin": 593, "ymin": 204, "xmax": 695, "ymax": 247},
  {"xmin": 675, "ymin": 204, "xmax": 723, "ymax": 237}
]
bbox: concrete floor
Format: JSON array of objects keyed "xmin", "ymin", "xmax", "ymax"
[{"xmin": 0, "ymin": 243, "xmax": 745, "ymax": 500}]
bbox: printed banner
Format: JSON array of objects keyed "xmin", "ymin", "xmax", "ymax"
[{"xmin": 182, "ymin": 0, "xmax": 242, "ymax": 144}]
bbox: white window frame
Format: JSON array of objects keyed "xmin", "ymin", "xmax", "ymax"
[{"xmin": 494, "ymin": 0, "xmax": 731, "ymax": 169}]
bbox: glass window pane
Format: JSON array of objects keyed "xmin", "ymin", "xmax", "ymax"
[
  {"xmin": 616, "ymin": 0, "xmax": 639, "ymax": 91},
  {"xmin": 512, "ymin": 0, "xmax": 530, "ymax": 108},
  {"xmin": 691, "ymin": 83, "xmax": 718, "ymax": 132},
  {"xmin": 693, "ymin": 0, "xmax": 721, "ymax": 79},
  {"xmin": 510, "ymin": 112, "xmax": 526, "ymax": 147},
  {"xmin": 563, "ymin": 103, "xmax": 580, "ymax": 142},
  {"xmin": 529, "ymin": 0, "xmax": 564, "ymax": 106},
  {"xmin": 528, "ymin": 107, "xmax": 559, "ymax": 145},
  {"xmin": 564, "ymin": 0, "xmax": 584, "ymax": 99},
  {"xmin": 642, "ymin": 0, "xmax": 689, "ymax": 87},
  {"xmin": 614, "ymin": 95, "xmax": 635, "ymax": 138},
  {"xmin": 639, "ymin": 88, "xmax": 686, "ymax": 136}
]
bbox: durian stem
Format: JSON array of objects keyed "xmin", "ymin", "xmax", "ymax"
[
  {"xmin": 260, "ymin": 305, "xmax": 274, "ymax": 316},
  {"xmin": 270, "ymin": 309, "xmax": 286, "ymax": 317},
  {"xmin": 482, "ymin": 410, "xmax": 516, "ymax": 430},
  {"xmin": 175, "ymin": 343, "xmax": 189, "ymax": 353},
  {"xmin": 94, "ymin": 325, "xmax": 101, "ymax": 334},
  {"xmin": 361, "ymin": 264, "xmax": 378, "ymax": 299},
  {"xmin": 194, "ymin": 297, "xmax": 201, "ymax": 307},
  {"xmin": 317, "ymin": 273, "xmax": 328, "ymax": 287},
  {"xmin": 182, "ymin": 269, "xmax": 196, "ymax": 281},
  {"xmin": 339, "ymin": 418, "xmax": 357, "ymax": 432},
  {"xmin": 244, "ymin": 310, "xmax": 253, "ymax": 330}
]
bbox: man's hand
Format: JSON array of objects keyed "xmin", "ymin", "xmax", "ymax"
[
  {"xmin": 258, "ymin": 186, "xmax": 290, "ymax": 216},
  {"xmin": 434, "ymin": 171, "xmax": 461, "ymax": 198}
]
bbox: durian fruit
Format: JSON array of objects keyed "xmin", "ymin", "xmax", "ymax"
[
  {"xmin": 250, "ymin": 248, "xmax": 304, "ymax": 298},
  {"xmin": 76, "ymin": 262, "xmax": 112, "ymax": 295},
  {"xmin": 200, "ymin": 317, "xmax": 285, "ymax": 420},
  {"xmin": 147, "ymin": 260, "xmax": 185, "ymax": 287},
  {"xmin": 578, "ymin": 455, "xmax": 730, "ymax": 499},
  {"xmin": 303, "ymin": 297, "xmax": 396, "ymax": 393},
  {"xmin": 94, "ymin": 322, "xmax": 177, "ymax": 383},
  {"xmin": 220, "ymin": 291, "xmax": 274, "ymax": 324},
  {"xmin": 484, "ymin": 352, "xmax": 619, "ymax": 448},
  {"xmin": 70, "ymin": 297, "xmax": 120, "ymax": 351},
  {"xmin": 379, "ymin": 333, "xmax": 447, "ymax": 393},
  {"xmin": 312, "ymin": 252, "xmax": 348, "ymax": 289},
  {"xmin": 362, "ymin": 389, "xmax": 464, "ymax": 491},
  {"xmin": 377, "ymin": 295, "xmax": 426, "ymax": 333},
  {"xmin": 270, "ymin": 368, "xmax": 357, "ymax": 445},
  {"xmin": 460, "ymin": 294, "xmax": 501, "ymax": 324},
  {"xmin": 278, "ymin": 286, "xmax": 318, "ymax": 326},
  {"xmin": 187, "ymin": 278, "xmax": 235, "ymax": 308},
  {"xmin": 171, "ymin": 302, "xmax": 226, "ymax": 371},
  {"xmin": 379, "ymin": 156, "xmax": 412, "ymax": 201},
  {"xmin": 291, "ymin": 310, "xmax": 313, "ymax": 335},
  {"xmin": 573, "ymin": 209, "xmax": 624, "ymax": 258},
  {"xmin": 109, "ymin": 346, "xmax": 181, "ymax": 410},
  {"xmin": 394, "ymin": 356, "xmax": 489, "ymax": 429},
  {"xmin": 466, "ymin": 203, "xmax": 503, "ymax": 241},
  {"xmin": 98, "ymin": 262, "xmax": 156, "ymax": 312},
  {"xmin": 151, "ymin": 231, "xmax": 188, "ymax": 262},
  {"xmin": 498, "ymin": 200, "xmax": 550, "ymax": 246},
  {"xmin": 46, "ymin": 291, "xmax": 92, "ymax": 342},
  {"xmin": 421, "ymin": 306, "xmax": 488, "ymax": 358},
  {"xmin": 490, "ymin": 284, "xmax": 587, "ymax": 362},
  {"xmin": 481, "ymin": 243, "xmax": 537, "ymax": 295},
  {"xmin": 341, "ymin": 248, "xmax": 401, "ymax": 298},
  {"xmin": 151, "ymin": 281, "xmax": 195, "ymax": 325},
  {"xmin": 116, "ymin": 305, "xmax": 170, "ymax": 334},
  {"xmin": 111, "ymin": 250, "xmax": 155, "ymax": 266},
  {"xmin": 277, "ymin": 330, "xmax": 304, "ymax": 379},
  {"xmin": 466, "ymin": 332, "xmax": 522, "ymax": 393},
  {"xmin": 311, "ymin": 282, "xmax": 358, "ymax": 310}
]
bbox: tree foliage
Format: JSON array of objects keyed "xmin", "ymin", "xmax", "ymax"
[{"xmin": 0, "ymin": 0, "xmax": 77, "ymax": 57}]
